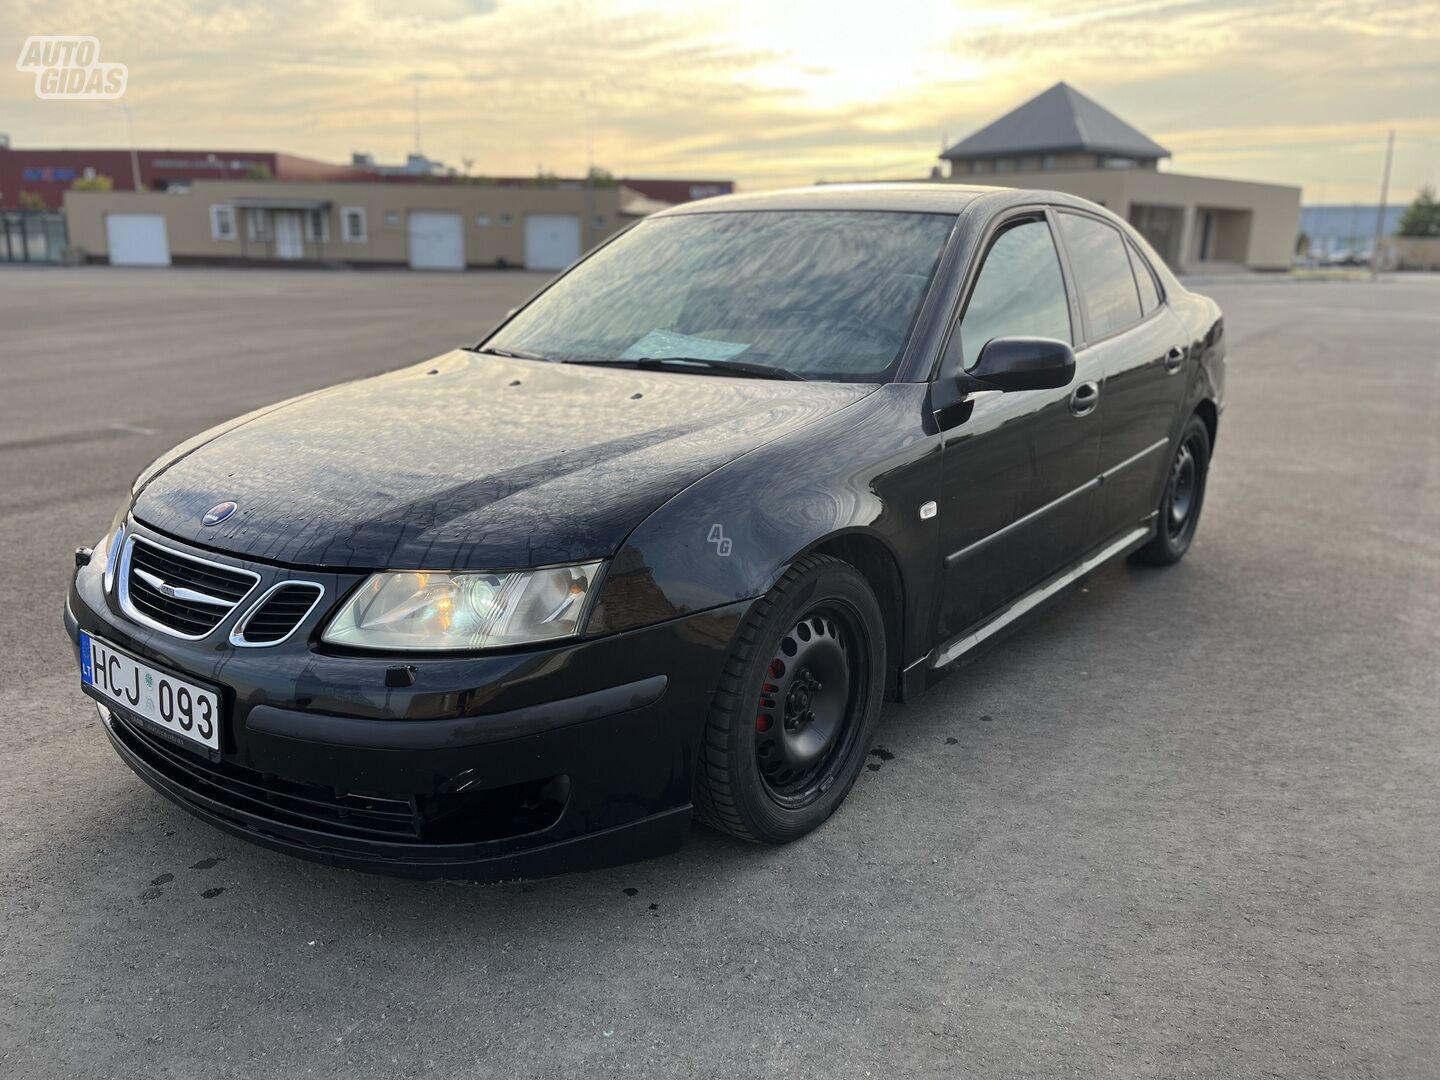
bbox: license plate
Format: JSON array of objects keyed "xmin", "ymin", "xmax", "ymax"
[{"xmin": 80, "ymin": 632, "xmax": 221, "ymax": 750}]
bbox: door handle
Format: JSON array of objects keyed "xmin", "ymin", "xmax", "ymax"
[
  {"xmin": 1069, "ymin": 380, "xmax": 1100, "ymax": 416},
  {"xmin": 1164, "ymin": 346, "xmax": 1185, "ymax": 373}
]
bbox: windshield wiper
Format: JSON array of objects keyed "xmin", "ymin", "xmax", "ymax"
[
  {"xmin": 473, "ymin": 345, "xmax": 551, "ymax": 361},
  {"xmin": 566, "ymin": 356, "xmax": 806, "ymax": 381}
]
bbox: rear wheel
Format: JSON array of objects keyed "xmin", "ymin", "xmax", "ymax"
[
  {"xmin": 1131, "ymin": 412, "xmax": 1211, "ymax": 566},
  {"xmin": 694, "ymin": 555, "xmax": 884, "ymax": 844}
]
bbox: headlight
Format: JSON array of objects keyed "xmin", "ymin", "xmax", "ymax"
[{"xmin": 322, "ymin": 563, "xmax": 603, "ymax": 651}]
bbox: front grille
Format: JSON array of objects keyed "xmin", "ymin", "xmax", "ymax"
[
  {"xmin": 122, "ymin": 537, "xmax": 258, "ymax": 638},
  {"xmin": 110, "ymin": 712, "xmax": 423, "ymax": 840},
  {"xmin": 234, "ymin": 583, "xmax": 324, "ymax": 645}
]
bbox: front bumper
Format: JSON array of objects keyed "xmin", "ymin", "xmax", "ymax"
[{"xmin": 67, "ymin": 521, "xmax": 750, "ymax": 881}]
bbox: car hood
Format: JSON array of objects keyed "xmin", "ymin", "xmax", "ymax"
[{"xmin": 132, "ymin": 351, "xmax": 875, "ymax": 570}]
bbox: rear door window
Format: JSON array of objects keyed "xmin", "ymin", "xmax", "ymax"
[{"xmin": 1057, "ymin": 212, "xmax": 1143, "ymax": 339}]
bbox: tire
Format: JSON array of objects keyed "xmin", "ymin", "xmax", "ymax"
[
  {"xmin": 694, "ymin": 554, "xmax": 886, "ymax": 844},
  {"xmin": 1131, "ymin": 412, "xmax": 1211, "ymax": 566}
]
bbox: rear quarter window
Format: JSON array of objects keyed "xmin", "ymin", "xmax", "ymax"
[{"xmin": 1128, "ymin": 240, "xmax": 1162, "ymax": 314}]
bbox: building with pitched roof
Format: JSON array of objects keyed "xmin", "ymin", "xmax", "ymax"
[{"xmin": 940, "ymin": 83, "xmax": 1300, "ymax": 271}]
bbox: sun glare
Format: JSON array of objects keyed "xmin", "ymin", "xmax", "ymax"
[{"xmin": 723, "ymin": 0, "xmax": 1019, "ymax": 110}]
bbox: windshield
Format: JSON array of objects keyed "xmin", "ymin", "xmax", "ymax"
[{"xmin": 483, "ymin": 210, "xmax": 956, "ymax": 382}]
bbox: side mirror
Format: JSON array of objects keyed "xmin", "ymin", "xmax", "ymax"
[{"xmin": 964, "ymin": 337, "xmax": 1075, "ymax": 393}]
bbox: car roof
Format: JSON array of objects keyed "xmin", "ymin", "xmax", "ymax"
[
  {"xmin": 651, "ymin": 182, "xmax": 1099, "ymax": 217},
  {"xmin": 650, "ymin": 181, "xmax": 1182, "ymax": 294}
]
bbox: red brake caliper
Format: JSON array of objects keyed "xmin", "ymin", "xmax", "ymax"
[{"xmin": 757, "ymin": 659, "xmax": 784, "ymax": 732}]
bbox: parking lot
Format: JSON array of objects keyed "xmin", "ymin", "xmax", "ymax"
[{"xmin": 2, "ymin": 266, "xmax": 1437, "ymax": 1078}]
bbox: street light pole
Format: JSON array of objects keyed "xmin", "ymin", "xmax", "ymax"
[
  {"xmin": 119, "ymin": 104, "xmax": 141, "ymax": 192},
  {"xmin": 1371, "ymin": 129, "xmax": 1394, "ymax": 280}
]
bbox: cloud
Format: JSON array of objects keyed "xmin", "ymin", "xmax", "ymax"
[{"xmin": 1, "ymin": 0, "xmax": 1434, "ymax": 200}]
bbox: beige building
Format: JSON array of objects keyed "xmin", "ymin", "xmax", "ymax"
[
  {"xmin": 64, "ymin": 179, "xmax": 627, "ymax": 271},
  {"xmin": 941, "ymin": 83, "xmax": 1301, "ymax": 271}
]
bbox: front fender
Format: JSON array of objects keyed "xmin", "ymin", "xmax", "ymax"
[{"xmin": 585, "ymin": 384, "xmax": 941, "ymax": 665}]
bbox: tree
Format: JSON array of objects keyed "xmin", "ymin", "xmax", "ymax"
[
  {"xmin": 244, "ymin": 163, "xmax": 273, "ymax": 181},
  {"xmin": 587, "ymin": 166, "xmax": 617, "ymax": 188},
  {"xmin": 1397, "ymin": 185, "xmax": 1440, "ymax": 238},
  {"xmin": 70, "ymin": 174, "xmax": 114, "ymax": 192},
  {"xmin": 18, "ymin": 190, "xmax": 46, "ymax": 210}
]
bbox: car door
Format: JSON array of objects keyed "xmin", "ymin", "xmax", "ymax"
[
  {"xmin": 1053, "ymin": 212, "xmax": 1190, "ymax": 539},
  {"xmin": 934, "ymin": 209, "xmax": 1106, "ymax": 643}
]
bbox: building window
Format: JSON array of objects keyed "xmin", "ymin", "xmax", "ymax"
[
  {"xmin": 1041, "ymin": 155, "xmax": 1056, "ymax": 171},
  {"xmin": 475, "ymin": 215, "xmax": 492, "ymax": 227},
  {"xmin": 339, "ymin": 207, "xmax": 366, "ymax": 243},
  {"xmin": 994, "ymin": 158, "xmax": 1014, "ymax": 173},
  {"xmin": 973, "ymin": 160, "xmax": 992, "ymax": 175},
  {"xmin": 1019, "ymin": 156, "xmax": 1038, "ymax": 171},
  {"xmin": 304, "ymin": 208, "xmax": 330, "ymax": 243},
  {"xmin": 209, "ymin": 204, "xmax": 236, "ymax": 241},
  {"xmin": 245, "ymin": 209, "xmax": 272, "ymax": 243}
]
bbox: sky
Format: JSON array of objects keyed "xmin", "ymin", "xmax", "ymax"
[{"xmin": 3, "ymin": 0, "xmax": 1438, "ymax": 204}]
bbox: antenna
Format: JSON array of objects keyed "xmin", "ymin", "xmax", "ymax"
[{"xmin": 412, "ymin": 85, "xmax": 422, "ymax": 155}]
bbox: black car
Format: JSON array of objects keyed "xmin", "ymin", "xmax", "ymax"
[{"xmin": 66, "ymin": 184, "xmax": 1224, "ymax": 880}]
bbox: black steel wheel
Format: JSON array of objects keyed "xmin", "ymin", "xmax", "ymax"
[
  {"xmin": 1132, "ymin": 413, "xmax": 1212, "ymax": 566},
  {"xmin": 754, "ymin": 604, "xmax": 865, "ymax": 807},
  {"xmin": 694, "ymin": 554, "xmax": 885, "ymax": 844}
]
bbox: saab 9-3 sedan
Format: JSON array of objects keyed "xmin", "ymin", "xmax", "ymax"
[{"xmin": 66, "ymin": 184, "xmax": 1224, "ymax": 880}]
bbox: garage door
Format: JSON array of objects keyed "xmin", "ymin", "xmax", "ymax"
[
  {"xmin": 408, "ymin": 211, "xmax": 465, "ymax": 271},
  {"xmin": 106, "ymin": 214, "xmax": 170, "ymax": 267},
  {"xmin": 524, "ymin": 214, "xmax": 581, "ymax": 271}
]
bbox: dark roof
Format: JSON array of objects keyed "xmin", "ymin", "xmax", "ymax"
[
  {"xmin": 941, "ymin": 82, "xmax": 1169, "ymax": 162},
  {"xmin": 656, "ymin": 182, "xmax": 995, "ymax": 216}
]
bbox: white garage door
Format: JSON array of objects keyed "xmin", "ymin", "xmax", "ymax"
[
  {"xmin": 408, "ymin": 211, "xmax": 465, "ymax": 271},
  {"xmin": 106, "ymin": 214, "xmax": 170, "ymax": 267},
  {"xmin": 524, "ymin": 214, "xmax": 581, "ymax": 271}
]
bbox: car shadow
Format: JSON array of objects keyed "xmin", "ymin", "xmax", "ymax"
[{"xmin": 12, "ymin": 555, "xmax": 1205, "ymax": 976}]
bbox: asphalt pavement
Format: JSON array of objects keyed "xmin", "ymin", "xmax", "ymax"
[{"xmin": 1, "ymin": 266, "xmax": 1437, "ymax": 1079}]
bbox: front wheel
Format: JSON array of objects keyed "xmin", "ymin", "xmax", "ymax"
[
  {"xmin": 694, "ymin": 554, "xmax": 885, "ymax": 844},
  {"xmin": 1131, "ymin": 413, "xmax": 1211, "ymax": 566}
]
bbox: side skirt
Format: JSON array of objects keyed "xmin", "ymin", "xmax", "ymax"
[{"xmin": 900, "ymin": 519, "xmax": 1155, "ymax": 698}]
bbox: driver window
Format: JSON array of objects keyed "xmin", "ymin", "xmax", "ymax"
[{"xmin": 958, "ymin": 219, "xmax": 1071, "ymax": 369}]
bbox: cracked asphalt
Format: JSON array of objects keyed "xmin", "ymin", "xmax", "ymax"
[{"xmin": 1, "ymin": 267, "xmax": 1437, "ymax": 1078}]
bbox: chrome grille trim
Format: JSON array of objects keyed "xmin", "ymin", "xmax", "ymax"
[
  {"xmin": 132, "ymin": 567, "xmax": 241, "ymax": 607},
  {"xmin": 118, "ymin": 535, "xmax": 261, "ymax": 641},
  {"xmin": 229, "ymin": 581, "xmax": 327, "ymax": 648}
]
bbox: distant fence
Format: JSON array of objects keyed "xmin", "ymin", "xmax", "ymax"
[
  {"xmin": 0, "ymin": 211, "xmax": 67, "ymax": 264},
  {"xmin": 1379, "ymin": 236, "xmax": 1440, "ymax": 272}
]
